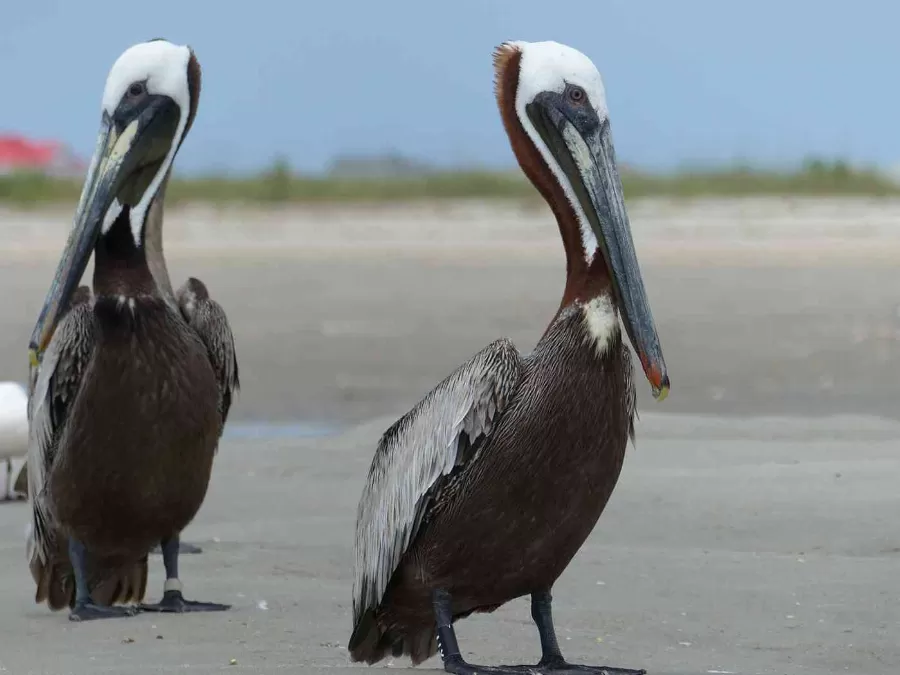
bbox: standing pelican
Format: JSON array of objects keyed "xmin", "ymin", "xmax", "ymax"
[
  {"xmin": 26, "ymin": 39, "xmax": 239, "ymax": 621},
  {"xmin": 349, "ymin": 41, "xmax": 668, "ymax": 675}
]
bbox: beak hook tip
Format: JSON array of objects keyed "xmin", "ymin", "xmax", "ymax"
[{"xmin": 652, "ymin": 380, "xmax": 670, "ymax": 402}]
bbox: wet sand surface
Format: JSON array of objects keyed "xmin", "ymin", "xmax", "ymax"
[{"xmin": 0, "ymin": 199, "xmax": 897, "ymax": 674}]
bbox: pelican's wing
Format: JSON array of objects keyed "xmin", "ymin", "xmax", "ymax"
[
  {"xmin": 177, "ymin": 281, "xmax": 240, "ymax": 428},
  {"xmin": 351, "ymin": 338, "xmax": 524, "ymax": 628},
  {"xmin": 27, "ymin": 293, "xmax": 94, "ymax": 573}
]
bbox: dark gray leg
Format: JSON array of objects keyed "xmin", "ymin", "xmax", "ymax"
[
  {"xmin": 433, "ymin": 589, "xmax": 463, "ymax": 667},
  {"xmin": 432, "ymin": 588, "xmax": 527, "ymax": 675},
  {"xmin": 431, "ymin": 588, "xmax": 646, "ymax": 675},
  {"xmin": 532, "ymin": 590, "xmax": 565, "ymax": 665},
  {"xmin": 150, "ymin": 541, "xmax": 203, "ymax": 555},
  {"xmin": 139, "ymin": 535, "xmax": 230, "ymax": 613},
  {"xmin": 529, "ymin": 590, "xmax": 646, "ymax": 674},
  {"xmin": 67, "ymin": 538, "xmax": 137, "ymax": 622}
]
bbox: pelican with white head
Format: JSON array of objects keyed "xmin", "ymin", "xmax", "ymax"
[
  {"xmin": 25, "ymin": 40, "xmax": 239, "ymax": 623},
  {"xmin": 508, "ymin": 40, "xmax": 667, "ymax": 398},
  {"xmin": 29, "ymin": 39, "xmax": 200, "ymax": 365},
  {"xmin": 349, "ymin": 40, "xmax": 665, "ymax": 675}
]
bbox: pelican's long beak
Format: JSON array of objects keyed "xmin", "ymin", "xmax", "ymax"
[
  {"xmin": 28, "ymin": 96, "xmax": 180, "ymax": 363},
  {"xmin": 527, "ymin": 100, "xmax": 669, "ymax": 400}
]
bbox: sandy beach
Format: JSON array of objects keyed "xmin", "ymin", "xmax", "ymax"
[{"xmin": 0, "ymin": 197, "xmax": 897, "ymax": 674}]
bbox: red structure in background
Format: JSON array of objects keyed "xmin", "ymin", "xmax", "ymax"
[{"xmin": 0, "ymin": 134, "xmax": 85, "ymax": 177}]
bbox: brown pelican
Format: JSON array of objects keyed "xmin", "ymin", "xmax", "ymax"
[
  {"xmin": 26, "ymin": 39, "xmax": 239, "ymax": 621},
  {"xmin": 349, "ymin": 41, "xmax": 668, "ymax": 675}
]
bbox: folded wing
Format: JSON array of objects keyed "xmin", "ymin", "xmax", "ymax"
[
  {"xmin": 26, "ymin": 288, "xmax": 94, "ymax": 609},
  {"xmin": 351, "ymin": 338, "xmax": 524, "ymax": 634},
  {"xmin": 177, "ymin": 277, "xmax": 240, "ymax": 429}
]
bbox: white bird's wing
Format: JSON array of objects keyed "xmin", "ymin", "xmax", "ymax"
[{"xmin": 352, "ymin": 338, "xmax": 524, "ymax": 627}]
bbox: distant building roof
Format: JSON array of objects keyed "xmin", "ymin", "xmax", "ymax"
[{"xmin": 0, "ymin": 134, "xmax": 85, "ymax": 177}]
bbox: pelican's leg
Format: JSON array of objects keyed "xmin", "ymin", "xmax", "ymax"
[
  {"xmin": 432, "ymin": 589, "xmax": 521, "ymax": 675},
  {"xmin": 139, "ymin": 535, "xmax": 230, "ymax": 613},
  {"xmin": 150, "ymin": 541, "xmax": 203, "ymax": 555},
  {"xmin": 526, "ymin": 590, "xmax": 646, "ymax": 674},
  {"xmin": 432, "ymin": 589, "xmax": 645, "ymax": 675},
  {"xmin": 68, "ymin": 539, "xmax": 137, "ymax": 622}
]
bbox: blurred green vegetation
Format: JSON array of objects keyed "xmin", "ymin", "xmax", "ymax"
[{"xmin": 1, "ymin": 157, "xmax": 897, "ymax": 207}]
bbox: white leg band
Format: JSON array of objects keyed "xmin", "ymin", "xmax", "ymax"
[{"xmin": 164, "ymin": 578, "xmax": 183, "ymax": 593}]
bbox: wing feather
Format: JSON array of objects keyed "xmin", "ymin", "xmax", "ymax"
[
  {"xmin": 177, "ymin": 278, "xmax": 240, "ymax": 429},
  {"xmin": 26, "ymin": 290, "xmax": 94, "ymax": 573},
  {"xmin": 352, "ymin": 338, "xmax": 524, "ymax": 625}
]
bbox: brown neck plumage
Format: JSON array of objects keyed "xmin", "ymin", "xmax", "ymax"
[
  {"xmin": 492, "ymin": 44, "xmax": 613, "ymax": 313},
  {"xmin": 92, "ymin": 207, "xmax": 157, "ymax": 298}
]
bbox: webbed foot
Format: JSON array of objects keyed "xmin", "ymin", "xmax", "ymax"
[
  {"xmin": 139, "ymin": 590, "xmax": 230, "ymax": 613},
  {"xmin": 69, "ymin": 602, "xmax": 137, "ymax": 622},
  {"xmin": 444, "ymin": 656, "xmax": 644, "ymax": 674},
  {"xmin": 536, "ymin": 657, "xmax": 646, "ymax": 674},
  {"xmin": 443, "ymin": 656, "xmax": 527, "ymax": 674},
  {"xmin": 445, "ymin": 658, "xmax": 643, "ymax": 674}
]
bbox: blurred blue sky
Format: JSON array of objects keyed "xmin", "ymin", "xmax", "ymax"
[{"xmin": 1, "ymin": 0, "xmax": 897, "ymax": 173}]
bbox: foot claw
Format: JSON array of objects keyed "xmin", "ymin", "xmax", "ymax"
[
  {"xmin": 69, "ymin": 602, "xmax": 137, "ymax": 622},
  {"xmin": 139, "ymin": 590, "xmax": 230, "ymax": 613}
]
